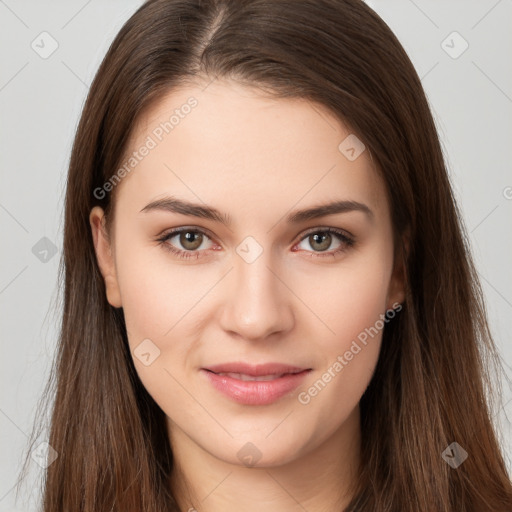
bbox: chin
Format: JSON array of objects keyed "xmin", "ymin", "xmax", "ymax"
[{"xmin": 205, "ymin": 432, "xmax": 310, "ymax": 469}]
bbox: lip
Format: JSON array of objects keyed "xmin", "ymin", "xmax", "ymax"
[
  {"xmin": 205, "ymin": 362, "xmax": 308, "ymax": 376},
  {"xmin": 201, "ymin": 362, "xmax": 311, "ymax": 405}
]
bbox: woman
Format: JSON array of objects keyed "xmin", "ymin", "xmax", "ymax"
[{"xmin": 22, "ymin": 0, "xmax": 512, "ymax": 510}]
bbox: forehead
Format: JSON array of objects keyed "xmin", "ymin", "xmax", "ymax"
[{"xmin": 115, "ymin": 79, "xmax": 388, "ymax": 224}]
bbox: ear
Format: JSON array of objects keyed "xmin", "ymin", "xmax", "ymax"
[
  {"xmin": 89, "ymin": 206, "xmax": 122, "ymax": 308},
  {"xmin": 386, "ymin": 232, "xmax": 409, "ymax": 310}
]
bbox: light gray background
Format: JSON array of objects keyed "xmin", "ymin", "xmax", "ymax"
[{"xmin": 1, "ymin": 1, "xmax": 511, "ymax": 510}]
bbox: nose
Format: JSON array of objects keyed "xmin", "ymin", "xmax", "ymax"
[{"xmin": 218, "ymin": 247, "xmax": 294, "ymax": 341}]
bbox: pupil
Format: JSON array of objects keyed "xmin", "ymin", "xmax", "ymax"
[
  {"xmin": 181, "ymin": 231, "xmax": 202, "ymax": 250},
  {"xmin": 311, "ymin": 233, "xmax": 330, "ymax": 251}
]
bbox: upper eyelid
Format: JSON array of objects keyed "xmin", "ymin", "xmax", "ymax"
[
  {"xmin": 297, "ymin": 226, "xmax": 354, "ymax": 240},
  {"xmin": 158, "ymin": 225, "xmax": 215, "ymax": 239}
]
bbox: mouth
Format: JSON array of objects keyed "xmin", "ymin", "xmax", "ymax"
[
  {"xmin": 201, "ymin": 363, "xmax": 312, "ymax": 405},
  {"xmin": 208, "ymin": 371, "xmax": 300, "ymax": 381}
]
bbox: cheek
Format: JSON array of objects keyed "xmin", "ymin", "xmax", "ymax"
[
  {"xmin": 297, "ymin": 247, "xmax": 392, "ymax": 350},
  {"xmin": 114, "ymin": 248, "xmax": 210, "ymax": 422},
  {"xmin": 113, "ymin": 231, "xmax": 249, "ymax": 423},
  {"xmin": 115, "ymin": 236, "xmax": 216, "ymax": 340},
  {"xmin": 293, "ymin": 248, "xmax": 391, "ymax": 413},
  {"xmin": 112, "ymin": 236, "xmax": 203, "ymax": 378}
]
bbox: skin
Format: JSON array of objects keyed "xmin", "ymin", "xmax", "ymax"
[{"xmin": 90, "ymin": 79, "xmax": 405, "ymax": 512}]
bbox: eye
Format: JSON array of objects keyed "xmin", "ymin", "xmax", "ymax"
[
  {"xmin": 156, "ymin": 226, "xmax": 355, "ymax": 260},
  {"xmin": 156, "ymin": 227, "xmax": 217, "ymax": 260},
  {"xmin": 293, "ymin": 227, "xmax": 355, "ymax": 258}
]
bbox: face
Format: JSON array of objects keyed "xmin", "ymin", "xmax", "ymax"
[{"xmin": 90, "ymin": 79, "xmax": 404, "ymax": 469}]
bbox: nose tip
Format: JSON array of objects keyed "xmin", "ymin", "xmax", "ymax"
[{"xmin": 218, "ymin": 254, "xmax": 294, "ymax": 341}]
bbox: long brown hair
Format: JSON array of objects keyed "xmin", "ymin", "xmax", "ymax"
[{"xmin": 18, "ymin": 0, "xmax": 512, "ymax": 510}]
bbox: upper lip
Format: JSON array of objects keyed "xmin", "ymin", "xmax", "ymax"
[{"xmin": 204, "ymin": 362, "xmax": 310, "ymax": 376}]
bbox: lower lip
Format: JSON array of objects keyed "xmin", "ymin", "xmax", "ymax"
[{"xmin": 201, "ymin": 369, "xmax": 311, "ymax": 405}]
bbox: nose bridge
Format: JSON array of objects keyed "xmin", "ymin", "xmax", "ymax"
[{"xmin": 219, "ymin": 235, "xmax": 293, "ymax": 340}]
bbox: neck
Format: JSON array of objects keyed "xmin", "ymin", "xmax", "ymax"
[{"xmin": 168, "ymin": 407, "xmax": 361, "ymax": 512}]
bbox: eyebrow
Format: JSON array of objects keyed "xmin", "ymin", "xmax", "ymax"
[{"xmin": 140, "ymin": 196, "xmax": 373, "ymax": 226}]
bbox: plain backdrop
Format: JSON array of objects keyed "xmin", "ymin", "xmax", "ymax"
[{"xmin": 1, "ymin": 1, "xmax": 511, "ymax": 510}]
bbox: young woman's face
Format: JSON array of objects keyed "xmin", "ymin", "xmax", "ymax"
[{"xmin": 91, "ymin": 79, "xmax": 404, "ymax": 468}]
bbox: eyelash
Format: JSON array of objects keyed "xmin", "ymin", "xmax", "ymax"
[{"xmin": 155, "ymin": 227, "xmax": 355, "ymax": 260}]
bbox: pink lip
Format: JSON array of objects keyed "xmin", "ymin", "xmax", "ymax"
[
  {"xmin": 201, "ymin": 362, "xmax": 311, "ymax": 406},
  {"xmin": 205, "ymin": 362, "xmax": 307, "ymax": 376}
]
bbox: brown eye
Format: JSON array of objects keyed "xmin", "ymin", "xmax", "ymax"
[
  {"xmin": 179, "ymin": 230, "xmax": 204, "ymax": 250},
  {"xmin": 295, "ymin": 228, "xmax": 355, "ymax": 257},
  {"xmin": 308, "ymin": 232, "xmax": 332, "ymax": 252},
  {"xmin": 157, "ymin": 228, "xmax": 215, "ymax": 258}
]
